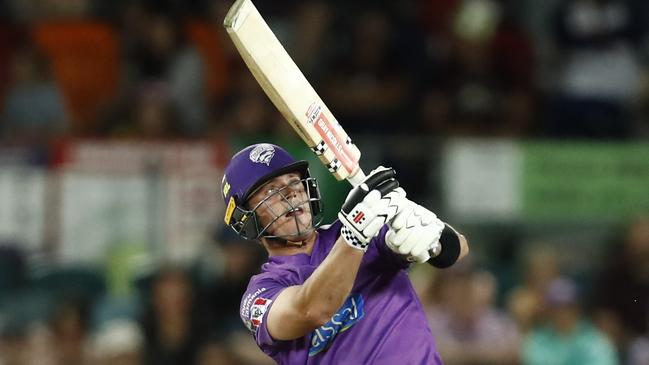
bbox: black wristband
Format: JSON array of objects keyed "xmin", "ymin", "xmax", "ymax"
[{"xmin": 428, "ymin": 224, "xmax": 461, "ymax": 269}]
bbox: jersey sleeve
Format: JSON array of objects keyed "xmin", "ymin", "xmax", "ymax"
[{"xmin": 239, "ymin": 273, "xmax": 294, "ymax": 355}]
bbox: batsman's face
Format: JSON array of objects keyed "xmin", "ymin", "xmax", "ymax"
[{"xmin": 248, "ymin": 173, "xmax": 313, "ymax": 239}]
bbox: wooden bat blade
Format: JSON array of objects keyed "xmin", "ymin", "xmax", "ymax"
[{"xmin": 224, "ymin": 0, "xmax": 364, "ymax": 184}]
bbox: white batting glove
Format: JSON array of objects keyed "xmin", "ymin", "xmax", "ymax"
[
  {"xmin": 385, "ymin": 198, "xmax": 445, "ymax": 263},
  {"xmin": 339, "ymin": 167, "xmax": 403, "ymax": 251}
]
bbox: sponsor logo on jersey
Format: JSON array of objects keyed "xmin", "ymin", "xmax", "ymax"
[
  {"xmin": 309, "ymin": 293, "xmax": 365, "ymax": 357},
  {"xmin": 248, "ymin": 297, "xmax": 273, "ymax": 332},
  {"xmin": 249, "ymin": 144, "xmax": 275, "ymax": 166},
  {"xmin": 241, "ymin": 288, "xmax": 269, "ymax": 333},
  {"xmin": 241, "ymin": 288, "xmax": 267, "ymax": 318}
]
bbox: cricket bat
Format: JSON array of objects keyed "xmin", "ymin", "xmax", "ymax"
[
  {"xmin": 224, "ymin": 0, "xmax": 366, "ymax": 187},
  {"xmin": 223, "ymin": 0, "xmax": 467, "ymax": 266}
]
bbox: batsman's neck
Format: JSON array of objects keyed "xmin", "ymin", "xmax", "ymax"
[{"xmin": 263, "ymin": 232, "xmax": 318, "ymax": 257}]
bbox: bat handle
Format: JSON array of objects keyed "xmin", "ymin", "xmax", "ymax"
[{"xmin": 346, "ymin": 168, "xmax": 366, "ymax": 187}]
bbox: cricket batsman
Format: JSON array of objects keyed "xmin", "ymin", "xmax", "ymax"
[{"xmin": 222, "ymin": 143, "xmax": 469, "ymax": 364}]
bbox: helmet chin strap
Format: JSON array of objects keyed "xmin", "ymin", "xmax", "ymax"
[
  {"xmin": 265, "ymin": 236, "xmax": 301, "ymax": 247},
  {"xmin": 262, "ymin": 226, "xmax": 315, "ymax": 248}
]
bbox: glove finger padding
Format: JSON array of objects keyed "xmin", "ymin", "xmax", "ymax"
[
  {"xmin": 385, "ymin": 224, "xmax": 412, "ymax": 248},
  {"xmin": 390, "ymin": 198, "xmax": 415, "ymax": 230},
  {"xmin": 385, "ymin": 201, "xmax": 445, "ymax": 263},
  {"xmin": 363, "ymin": 217, "xmax": 387, "ymax": 239},
  {"xmin": 410, "ymin": 224, "xmax": 443, "ymax": 262},
  {"xmin": 397, "ymin": 228, "xmax": 422, "ymax": 255},
  {"xmin": 410, "ymin": 246, "xmax": 431, "ymax": 263}
]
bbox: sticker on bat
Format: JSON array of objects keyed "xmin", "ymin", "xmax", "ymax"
[{"xmin": 305, "ymin": 103, "xmax": 357, "ymax": 174}]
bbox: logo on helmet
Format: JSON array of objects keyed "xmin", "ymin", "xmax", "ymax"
[
  {"xmin": 249, "ymin": 144, "xmax": 275, "ymax": 166},
  {"xmin": 222, "ymin": 176, "xmax": 231, "ymax": 198}
]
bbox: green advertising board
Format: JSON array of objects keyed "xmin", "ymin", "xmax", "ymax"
[{"xmin": 522, "ymin": 142, "xmax": 649, "ymax": 221}]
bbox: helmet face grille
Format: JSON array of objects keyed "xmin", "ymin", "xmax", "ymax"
[{"xmin": 229, "ymin": 176, "xmax": 323, "ymax": 241}]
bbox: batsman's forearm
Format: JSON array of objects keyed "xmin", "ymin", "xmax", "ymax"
[{"xmin": 294, "ymin": 237, "xmax": 363, "ymax": 324}]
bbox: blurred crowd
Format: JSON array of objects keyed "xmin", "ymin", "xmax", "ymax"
[
  {"xmin": 0, "ymin": 215, "xmax": 647, "ymax": 364},
  {"xmin": 1, "ymin": 0, "xmax": 649, "ymax": 142},
  {"xmin": 0, "ymin": 0, "xmax": 649, "ymax": 364},
  {"xmin": 418, "ymin": 216, "xmax": 649, "ymax": 365},
  {"xmin": 0, "ymin": 228, "xmax": 277, "ymax": 365}
]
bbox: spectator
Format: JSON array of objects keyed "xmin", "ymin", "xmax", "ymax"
[
  {"xmin": 323, "ymin": 8, "xmax": 415, "ymax": 133},
  {"xmin": 0, "ymin": 245, "xmax": 27, "ymax": 298},
  {"xmin": 594, "ymin": 216, "xmax": 649, "ymax": 356},
  {"xmin": 420, "ymin": 0, "xmax": 536, "ymax": 137},
  {"xmin": 0, "ymin": 23, "xmax": 23, "ymax": 101},
  {"xmin": 507, "ymin": 245, "xmax": 561, "ymax": 333},
  {"xmin": 47, "ymin": 297, "xmax": 92, "ymax": 365},
  {"xmin": 197, "ymin": 229, "xmax": 274, "ymax": 364},
  {"xmin": 546, "ymin": 0, "xmax": 645, "ymax": 138},
  {"xmin": 7, "ymin": 0, "xmax": 92, "ymax": 20},
  {"xmin": 140, "ymin": 267, "xmax": 204, "ymax": 365},
  {"xmin": 202, "ymin": 228, "xmax": 265, "ymax": 335},
  {"xmin": 425, "ymin": 267, "xmax": 521, "ymax": 364},
  {"xmin": 523, "ymin": 277, "xmax": 619, "ymax": 365},
  {"xmin": 125, "ymin": 10, "xmax": 207, "ymax": 136},
  {"xmin": 291, "ymin": 1, "xmax": 334, "ymax": 77},
  {"xmin": 100, "ymin": 84, "xmax": 182, "ymax": 139},
  {"xmin": 131, "ymin": 85, "xmax": 182, "ymax": 139},
  {"xmin": 0, "ymin": 319, "xmax": 31, "ymax": 365},
  {"xmin": 628, "ymin": 335, "xmax": 649, "ymax": 365},
  {"xmin": 215, "ymin": 68, "xmax": 275, "ymax": 138},
  {"xmin": 1, "ymin": 45, "xmax": 68, "ymax": 142}
]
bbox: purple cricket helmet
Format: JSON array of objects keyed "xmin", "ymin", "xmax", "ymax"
[{"xmin": 221, "ymin": 143, "xmax": 323, "ymax": 239}]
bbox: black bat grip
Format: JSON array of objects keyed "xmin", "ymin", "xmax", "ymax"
[{"xmin": 341, "ymin": 169, "xmax": 397, "ymax": 214}]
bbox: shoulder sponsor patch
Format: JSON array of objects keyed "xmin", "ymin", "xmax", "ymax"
[
  {"xmin": 247, "ymin": 297, "xmax": 273, "ymax": 332},
  {"xmin": 241, "ymin": 287, "xmax": 270, "ymax": 333}
]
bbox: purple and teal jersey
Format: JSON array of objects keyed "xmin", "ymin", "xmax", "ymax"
[{"xmin": 240, "ymin": 221, "xmax": 443, "ymax": 365}]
